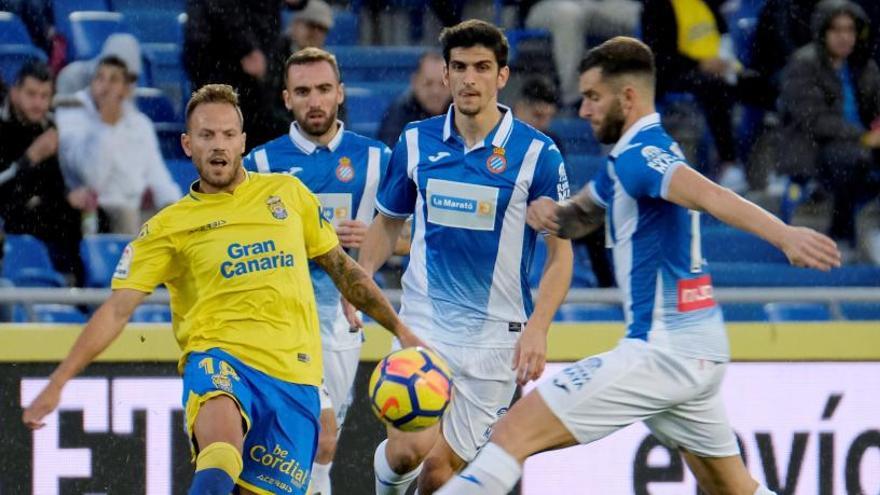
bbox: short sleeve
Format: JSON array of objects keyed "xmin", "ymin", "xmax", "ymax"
[
  {"xmin": 242, "ymin": 149, "xmax": 257, "ymax": 172},
  {"xmin": 111, "ymin": 220, "xmax": 178, "ymax": 293},
  {"xmin": 588, "ymin": 160, "xmax": 612, "ymax": 208},
  {"xmin": 529, "ymin": 141, "xmax": 571, "ymax": 202},
  {"xmin": 615, "ymin": 144, "xmax": 686, "ymax": 200},
  {"xmin": 293, "ymin": 179, "xmax": 340, "ymax": 259},
  {"xmin": 375, "ymin": 127, "xmax": 418, "ymax": 218}
]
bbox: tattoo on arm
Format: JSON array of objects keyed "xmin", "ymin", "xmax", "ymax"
[
  {"xmin": 314, "ymin": 246, "xmax": 401, "ymax": 333},
  {"xmin": 557, "ymin": 198, "xmax": 605, "ymax": 240}
]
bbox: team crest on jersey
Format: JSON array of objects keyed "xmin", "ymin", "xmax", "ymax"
[
  {"xmin": 266, "ymin": 195, "xmax": 288, "ymax": 220},
  {"xmin": 486, "ymin": 147, "xmax": 507, "ymax": 174},
  {"xmin": 336, "ymin": 157, "xmax": 355, "ymax": 182}
]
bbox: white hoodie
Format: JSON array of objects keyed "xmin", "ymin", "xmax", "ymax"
[{"xmin": 56, "ymin": 89, "xmax": 181, "ymax": 209}]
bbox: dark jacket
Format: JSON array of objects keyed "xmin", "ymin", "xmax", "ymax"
[
  {"xmin": 378, "ymin": 91, "xmax": 438, "ymax": 147},
  {"xmin": 0, "ymin": 99, "xmax": 81, "ymax": 244},
  {"xmin": 778, "ymin": 0, "xmax": 880, "ymax": 176},
  {"xmin": 749, "ymin": 0, "xmax": 818, "ymax": 103}
]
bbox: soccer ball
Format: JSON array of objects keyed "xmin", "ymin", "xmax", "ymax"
[{"xmin": 368, "ymin": 346, "xmax": 453, "ymax": 432}]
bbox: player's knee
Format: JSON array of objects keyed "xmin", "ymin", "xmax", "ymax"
[
  {"xmin": 418, "ymin": 455, "xmax": 456, "ymax": 494},
  {"xmin": 385, "ymin": 441, "xmax": 426, "ymax": 474}
]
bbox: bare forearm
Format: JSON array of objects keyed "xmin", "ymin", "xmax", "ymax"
[
  {"xmin": 359, "ymin": 214, "xmax": 404, "ymax": 275},
  {"xmin": 529, "ymin": 238, "xmax": 573, "ymax": 331},
  {"xmin": 700, "ymin": 183, "xmax": 788, "ymax": 249},
  {"xmin": 317, "ymin": 247, "xmax": 407, "ymax": 337}
]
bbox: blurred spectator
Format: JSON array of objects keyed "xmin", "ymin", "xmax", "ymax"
[
  {"xmin": 0, "ymin": 0, "xmax": 53, "ymax": 53},
  {"xmin": 778, "ymin": 0, "xmax": 880, "ymax": 249},
  {"xmin": 513, "ymin": 76, "xmax": 562, "ymax": 150},
  {"xmin": 184, "ymin": 0, "xmax": 293, "ymax": 151},
  {"xmin": 378, "ymin": 52, "xmax": 450, "ymax": 147},
  {"xmin": 56, "ymin": 56, "xmax": 181, "ymax": 235},
  {"xmin": 525, "ymin": 0, "xmax": 641, "ymax": 104},
  {"xmin": 642, "ymin": 0, "xmax": 747, "ymax": 193},
  {"xmin": 0, "ymin": 61, "xmax": 84, "ymax": 285},
  {"xmin": 55, "ymin": 34, "xmax": 142, "ymax": 98},
  {"xmin": 748, "ymin": 0, "xmax": 819, "ymax": 109}
]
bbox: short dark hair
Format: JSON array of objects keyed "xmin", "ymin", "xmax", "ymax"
[
  {"xmin": 95, "ymin": 55, "xmax": 136, "ymax": 82},
  {"xmin": 285, "ymin": 47, "xmax": 341, "ymax": 82},
  {"xmin": 519, "ymin": 76, "xmax": 558, "ymax": 106},
  {"xmin": 416, "ymin": 51, "xmax": 444, "ymax": 74},
  {"xmin": 439, "ymin": 19, "xmax": 509, "ymax": 68},
  {"xmin": 15, "ymin": 60, "xmax": 52, "ymax": 87},
  {"xmin": 185, "ymin": 83, "xmax": 244, "ymax": 130},
  {"xmin": 578, "ymin": 36, "xmax": 655, "ymax": 81}
]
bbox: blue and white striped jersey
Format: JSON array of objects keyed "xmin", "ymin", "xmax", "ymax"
[
  {"xmin": 589, "ymin": 113, "xmax": 728, "ymax": 361},
  {"xmin": 244, "ymin": 122, "xmax": 390, "ymax": 350},
  {"xmin": 377, "ymin": 105, "xmax": 570, "ymax": 348}
]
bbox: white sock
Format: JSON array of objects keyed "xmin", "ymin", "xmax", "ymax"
[
  {"xmin": 309, "ymin": 461, "xmax": 332, "ymax": 495},
  {"xmin": 435, "ymin": 442, "xmax": 521, "ymax": 495},
  {"xmin": 374, "ymin": 439, "xmax": 422, "ymax": 495},
  {"xmin": 754, "ymin": 485, "xmax": 777, "ymax": 495}
]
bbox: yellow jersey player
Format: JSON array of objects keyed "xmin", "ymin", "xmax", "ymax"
[{"xmin": 22, "ymin": 84, "xmax": 422, "ymax": 495}]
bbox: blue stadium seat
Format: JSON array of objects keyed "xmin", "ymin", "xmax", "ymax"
[
  {"xmin": 549, "ymin": 118, "xmax": 601, "ymax": 155},
  {"xmin": 124, "ymin": 10, "xmax": 182, "ymax": 45},
  {"xmin": 720, "ymin": 303, "xmax": 768, "ymax": 322},
  {"xmin": 165, "ymin": 158, "xmax": 198, "ymax": 193},
  {"xmin": 2, "ymin": 234, "xmax": 57, "ymax": 278},
  {"xmin": 53, "ymin": 0, "xmax": 109, "ymax": 38},
  {"xmin": 110, "ymin": 0, "xmax": 183, "ymax": 11},
  {"xmin": 32, "ymin": 304, "xmax": 88, "ymax": 323},
  {"xmin": 135, "ymin": 87, "xmax": 177, "ymax": 122},
  {"xmin": 131, "ymin": 304, "xmax": 172, "ymax": 323},
  {"xmin": 0, "ymin": 11, "xmax": 34, "ymax": 45},
  {"xmin": 554, "ymin": 303, "xmax": 623, "ymax": 322},
  {"xmin": 344, "ymin": 82, "xmax": 408, "ymax": 138},
  {"xmin": 764, "ymin": 302, "xmax": 831, "ymax": 322},
  {"xmin": 504, "ymin": 28, "xmax": 551, "ymax": 63},
  {"xmin": 840, "ymin": 303, "xmax": 880, "ymax": 321},
  {"xmin": 702, "ymin": 227, "xmax": 788, "ymax": 263},
  {"xmin": 326, "ymin": 10, "xmax": 359, "ymax": 46},
  {"xmin": 10, "ymin": 267, "xmax": 68, "ymax": 287},
  {"xmin": 0, "ymin": 45, "xmax": 47, "ymax": 86},
  {"xmin": 331, "ymin": 46, "xmax": 427, "ymax": 82},
  {"xmin": 710, "ymin": 262, "xmax": 880, "ymax": 287},
  {"xmin": 80, "ymin": 234, "xmax": 133, "ymax": 288},
  {"xmin": 68, "ymin": 11, "xmax": 128, "ymax": 61}
]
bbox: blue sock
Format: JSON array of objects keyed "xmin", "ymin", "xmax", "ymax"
[{"xmin": 188, "ymin": 467, "xmax": 236, "ymax": 494}]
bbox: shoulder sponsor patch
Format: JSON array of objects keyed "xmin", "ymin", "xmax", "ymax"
[
  {"xmin": 113, "ymin": 244, "xmax": 134, "ymax": 279},
  {"xmin": 557, "ymin": 162, "xmax": 570, "ymax": 200},
  {"xmin": 640, "ymin": 145, "xmax": 684, "ymax": 175}
]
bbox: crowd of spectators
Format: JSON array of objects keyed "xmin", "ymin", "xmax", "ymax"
[{"xmin": 0, "ymin": 0, "xmax": 879, "ymax": 293}]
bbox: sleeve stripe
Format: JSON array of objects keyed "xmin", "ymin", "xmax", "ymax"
[
  {"xmin": 405, "ymin": 127, "xmax": 419, "ymax": 179},
  {"xmin": 254, "ymin": 149, "xmax": 270, "ymax": 173},
  {"xmin": 660, "ymin": 162, "xmax": 683, "ymax": 200},
  {"xmin": 375, "ymin": 200, "xmax": 412, "ymax": 219},
  {"xmin": 588, "ymin": 181, "xmax": 607, "ymax": 208},
  {"xmin": 356, "ymin": 146, "xmax": 381, "ymax": 224}
]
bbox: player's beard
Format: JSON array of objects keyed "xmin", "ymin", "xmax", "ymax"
[
  {"xmin": 594, "ymin": 98, "xmax": 626, "ymax": 144},
  {"xmin": 297, "ymin": 107, "xmax": 338, "ymax": 137},
  {"xmin": 198, "ymin": 154, "xmax": 242, "ymax": 190}
]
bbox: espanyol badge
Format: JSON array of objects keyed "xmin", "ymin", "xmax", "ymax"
[
  {"xmin": 486, "ymin": 147, "xmax": 507, "ymax": 174},
  {"xmin": 336, "ymin": 157, "xmax": 355, "ymax": 182},
  {"xmin": 266, "ymin": 195, "xmax": 288, "ymax": 220}
]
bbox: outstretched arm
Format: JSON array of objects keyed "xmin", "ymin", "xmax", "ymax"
[
  {"xmin": 314, "ymin": 245, "xmax": 422, "ymax": 347},
  {"xmin": 23, "ymin": 288, "xmax": 148, "ymax": 429},
  {"xmin": 527, "ymin": 186, "xmax": 606, "ymax": 239},
  {"xmin": 665, "ymin": 165, "xmax": 840, "ymax": 270}
]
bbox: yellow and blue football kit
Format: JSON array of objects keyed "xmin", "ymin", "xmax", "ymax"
[{"xmin": 111, "ymin": 171, "xmax": 338, "ymax": 494}]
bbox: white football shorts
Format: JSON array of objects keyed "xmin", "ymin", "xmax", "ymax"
[
  {"xmin": 319, "ymin": 346, "xmax": 361, "ymax": 427},
  {"xmin": 537, "ymin": 338, "xmax": 740, "ymax": 458}
]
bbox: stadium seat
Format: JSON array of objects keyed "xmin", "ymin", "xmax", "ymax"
[
  {"xmin": 80, "ymin": 234, "xmax": 133, "ymax": 288},
  {"xmin": 0, "ymin": 45, "xmax": 48, "ymax": 87},
  {"xmin": 165, "ymin": 158, "xmax": 198, "ymax": 193},
  {"xmin": 68, "ymin": 11, "xmax": 128, "ymax": 61},
  {"xmin": 554, "ymin": 303, "xmax": 623, "ymax": 322},
  {"xmin": 135, "ymin": 87, "xmax": 177, "ymax": 123},
  {"xmin": 710, "ymin": 262, "xmax": 880, "ymax": 287},
  {"xmin": 0, "ymin": 11, "xmax": 34, "ymax": 45},
  {"xmin": 840, "ymin": 303, "xmax": 880, "ymax": 321},
  {"xmin": 124, "ymin": 9, "xmax": 183, "ymax": 45},
  {"xmin": 720, "ymin": 303, "xmax": 768, "ymax": 322},
  {"xmin": 131, "ymin": 304, "xmax": 172, "ymax": 323},
  {"xmin": 10, "ymin": 267, "xmax": 68, "ymax": 287},
  {"xmin": 702, "ymin": 226, "xmax": 788, "ymax": 263},
  {"xmin": 2, "ymin": 234, "xmax": 57, "ymax": 279},
  {"xmin": 110, "ymin": 0, "xmax": 183, "ymax": 12},
  {"xmin": 331, "ymin": 46, "xmax": 427, "ymax": 82},
  {"xmin": 326, "ymin": 10, "xmax": 359, "ymax": 46},
  {"xmin": 764, "ymin": 302, "xmax": 831, "ymax": 322},
  {"xmin": 31, "ymin": 304, "xmax": 88, "ymax": 323},
  {"xmin": 53, "ymin": 0, "xmax": 110, "ymax": 38},
  {"xmin": 344, "ymin": 82, "xmax": 408, "ymax": 138}
]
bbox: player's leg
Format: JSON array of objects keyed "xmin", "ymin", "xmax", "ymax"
[
  {"xmin": 310, "ymin": 407, "xmax": 338, "ymax": 495},
  {"xmin": 680, "ymin": 451, "xmax": 773, "ymax": 495},
  {"xmin": 374, "ymin": 423, "xmax": 440, "ymax": 495},
  {"xmin": 189, "ymin": 396, "xmax": 246, "ymax": 494},
  {"xmin": 434, "ymin": 391, "xmax": 577, "ymax": 495}
]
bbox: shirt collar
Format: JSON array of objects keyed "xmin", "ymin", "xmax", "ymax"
[
  {"xmin": 442, "ymin": 103, "xmax": 515, "ymax": 150},
  {"xmin": 189, "ymin": 169, "xmax": 252, "ymax": 201},
  {"xmin": 288, "ymin": 120, "xmax": 345, "ymax": 154},
  {"xmin": 609, "ymin": 112, "xmax": 662, "ymax": 158}
]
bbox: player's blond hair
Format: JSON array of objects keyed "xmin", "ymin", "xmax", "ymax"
[
  {"xmin": 185, "ymin": 83, "xmax": 244, "ymax": 130},
  {"xmin": 285, "ymin": 47, "xmax": 341, "ymax": 82}
]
